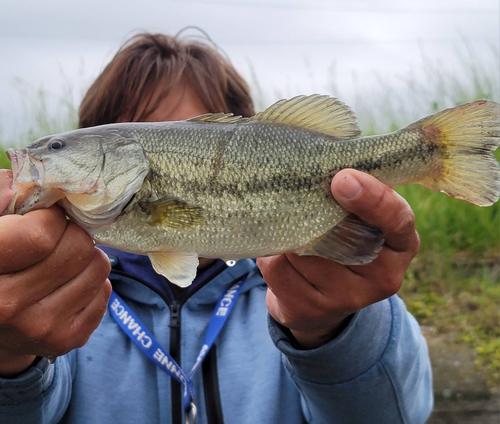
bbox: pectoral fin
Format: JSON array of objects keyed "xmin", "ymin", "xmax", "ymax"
[
  {"xmin": 296, "ymin": 214, "xmax": 385, "ymax": 265},
  {"xmin": 144, "ymin": 197, "xmax": 205, "ymax": 229},
  {"xmin": 148, "ymin": 252, "xmax": 199, "ymax": 287}
]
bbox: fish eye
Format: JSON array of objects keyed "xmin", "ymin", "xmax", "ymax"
[{"xmin": 49, "ymin": 139, "xmax": 65, "ymax": 151}]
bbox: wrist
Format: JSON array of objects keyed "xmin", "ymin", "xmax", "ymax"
[
  {"xmin": 0, "ymin": 349, "xmax": 37, "ymax": 377},
  {"xmin": 290, "ymin": 316, "xmax": 352, "ymax": 349}
]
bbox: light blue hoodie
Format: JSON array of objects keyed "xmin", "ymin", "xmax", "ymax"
[{"xmin": 0, "ymin": 252, "xmax": 433, "ymax": 423}]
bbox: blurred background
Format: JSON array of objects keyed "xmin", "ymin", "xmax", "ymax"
[{"xmin": 1, "ymin": 0, "xmax": 499, "ymax": 421}]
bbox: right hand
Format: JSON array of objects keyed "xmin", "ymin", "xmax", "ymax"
[{"xmin": 0, "ymin": 169, "xmax": 112, "ymax": 376}]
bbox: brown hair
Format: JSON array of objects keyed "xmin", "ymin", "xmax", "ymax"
[{"xmin": 78, "ymin": 32, "xmax": 255, "ymax": 128}]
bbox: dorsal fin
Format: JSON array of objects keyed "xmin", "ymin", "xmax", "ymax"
[
  {"xmin": 187, "ymin": 113, "xmax": 250, "ymax": 124},
  {"xmin": 253, "ymin": 95, "xmax": 361, "ymax": 138}
]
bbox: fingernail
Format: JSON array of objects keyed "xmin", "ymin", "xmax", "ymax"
[{"xmin": 338, "ymin": 174, "xmax": 362, "ymax": 199}]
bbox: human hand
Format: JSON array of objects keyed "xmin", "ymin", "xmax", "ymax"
[
  {"xmin": 257, "ymin": 169, "xmax": 420, "ymax": 349},
  {"xmin": 0, "ymin": 169, "xmax": 112, "ymax": 376}
]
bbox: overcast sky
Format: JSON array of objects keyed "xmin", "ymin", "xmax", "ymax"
[{"xmin": 0, "ymin": 0, "xmax": 498, "ymax": 142}]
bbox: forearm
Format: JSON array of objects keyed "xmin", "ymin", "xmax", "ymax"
[{"xmin": 269, "ymin": 296, "xmax": 433, "ymax": 423}]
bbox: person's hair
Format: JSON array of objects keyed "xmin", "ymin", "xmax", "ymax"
[{"xmin": 78, "ymin": 32, "xmax": 255, "ymax": 128}]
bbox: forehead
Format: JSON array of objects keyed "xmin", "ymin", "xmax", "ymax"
[{"xmin": 144, "ymin": 83, "xmax": 209, "ymax": 122}]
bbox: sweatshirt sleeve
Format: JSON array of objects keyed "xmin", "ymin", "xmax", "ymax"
[
  {"xmin": 268, "ymin": 295, "xmax": 433, "ymax": 424},
  {"xmin": 0, "ymin": 353, "xmax": 74, "ymax": 424}
]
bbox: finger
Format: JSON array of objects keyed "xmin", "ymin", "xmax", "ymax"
[
  {"xmin": 0, "ymin": 170, "xmax": 14, "ymax": 214},
  {"xmin": 2, "ymin": 222, "xmax": 96, "ymax": 305},
  {"xmin": 35, "ymin": 278, "xmax": 112, "ymax": 357},
  {"xmin": 284, "ymin": 253, "xmax": 362, "ymax": 292},
  {"xmin": 257, "ymin": 255, "xmax": 317, "ymax": 299},
  {"xmin": 331, "ymin": 169, "xmax": 419, "ymax": 253},
  {"xmin": 265, "ymin": 289, "xmax": 307, "ymax": 330},
  {"xmin": 285, "ymin": 253, "xmax": 375, "ymax": 313},
  {"xmin": 69, "ymin": 278, "xmax": 112, "ymax": 349},
  {"xmin": 42, "ymin": 248, "xmax": 111, "ymax": 318},
  {"xmin": 347, "ymin": 246, "xmax": 408, "ymax": 299},
  {"xmin": 265, "ymin": 284, "xmax": 333, "ymax": 331},
  {"xmin": 262, "ymin": 256, "xmax": 355, "ymax": 330},
  {"xmin": 0, "ymin": 206, "xmax": 68, "ymax": 273}
]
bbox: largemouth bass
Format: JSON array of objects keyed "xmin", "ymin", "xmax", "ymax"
[{"xmin": 5, "ymin": 95, "xmax": 500, "ymax": 286}]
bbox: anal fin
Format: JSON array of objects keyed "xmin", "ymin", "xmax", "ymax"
[
  {"xmin": 148, "ymin": 252, "xmax": 199, "ymax": 287},
  {"xmin": 296, "ymin": 214, "xmax": 385, "ymax": 265}
]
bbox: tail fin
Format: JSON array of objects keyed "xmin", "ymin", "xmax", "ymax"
[{"xmin": 408, "ymin": 100, "xmax": 500, "ymax": 206}]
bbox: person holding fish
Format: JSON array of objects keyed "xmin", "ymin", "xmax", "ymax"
[{"xmin": 1, "ymin": 32, "xmax": 497, "ymax": 423}]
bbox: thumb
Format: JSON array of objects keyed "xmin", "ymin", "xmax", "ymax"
[
  {"xmin": 331, "ymin": 169, "xmax": 418, "ymax": 253},
  {"xmin": 0, "ymin": 170, "xmax": 14, "ymax": 214}
]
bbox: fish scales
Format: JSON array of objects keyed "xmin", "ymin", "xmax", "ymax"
[
  {"xmin": 95, "ymin": 122, "xmax": 344, "ymax": 258},
  {"xmin": 5, "ymin": 95, "xmax": 499, "ymax": 287},
  {"xmin": 90, "ymin": 122, "xmax": 440, "ymax": 259}
]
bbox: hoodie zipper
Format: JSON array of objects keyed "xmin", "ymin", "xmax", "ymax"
[
  {"xmin": 109, "ymin": 267, "xmax": 227, "ymax": 424},
  {"xmin": 169, "ymin": 300, "xmax": 182, "ymax": 424}
]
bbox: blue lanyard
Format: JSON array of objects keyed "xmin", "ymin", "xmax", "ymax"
[{"xmin": 108, "ymin": 272, "xmax": 250, "ymax": 420}]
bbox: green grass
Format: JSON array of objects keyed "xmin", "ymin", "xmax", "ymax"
[
  {"xmin": 401, "ymin": 256, "xmax": 500, "ymax": 388},
  {"xmin": 258, "ymin": 44, "xmax": 500, "ymax": 387},
  {"xmin": 0, "ymin": 153, "xmax": 9, "ymax": 169},
  {"xmin": 1, "ymin": 44, "xmax": 499, "ymax": 386},
  {"xmin": 396, "ymin": 174, "xmax": 499, "ymax": 388},
  {"xmin": 397, "ymin": 177, "xmax": 500, "ymax": 260},
  {"xmin": 0, "ymin": 78, "xmax": 78, "ymax": 169},
  {"xmin": 367, "ymin": 45, "xmax": 500, "ymax": 389}
]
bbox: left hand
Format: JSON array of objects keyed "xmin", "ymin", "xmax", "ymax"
[{"xmin": 257, "ymin": 169, "xmax": 420, "ymax": 349}]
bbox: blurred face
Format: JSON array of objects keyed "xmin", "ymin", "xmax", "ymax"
[{"xmin": 143, "ymin": 82, "xmax": 210, "ymax": 122}]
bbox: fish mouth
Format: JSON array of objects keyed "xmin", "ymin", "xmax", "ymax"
[
  {"xmin": 4, "ymin": 149, "xmax": 63, "ymax": 215},
  {"xmin": 6, "ymin": 148, "xmax": 42, "ymax": 184},
  {"xmin": 6, "ymin": 149, "xmax": 17, "ymax": 170}
]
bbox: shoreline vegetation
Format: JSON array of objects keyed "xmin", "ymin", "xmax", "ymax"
[{"xmin": 1, "ymin": 46, "xmax": 499, "ymax": 387}]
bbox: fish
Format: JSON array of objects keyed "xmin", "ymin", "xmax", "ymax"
[{"xmin": 4, "ymin": 95, "xmax": 500, "ymax": 287}]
